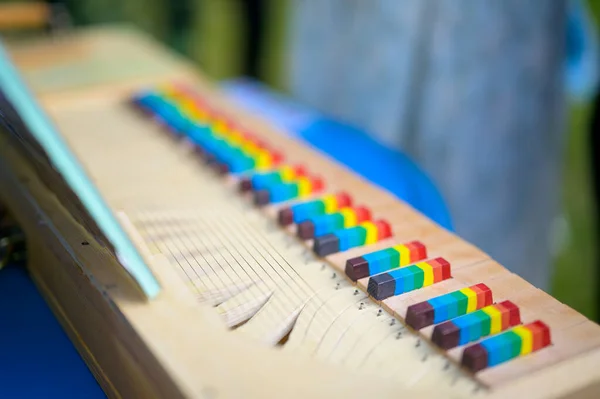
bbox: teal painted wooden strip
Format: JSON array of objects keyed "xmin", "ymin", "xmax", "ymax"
[{"xmin": 0, "ymin": 43, "xmax": 160, "ymax": 298}]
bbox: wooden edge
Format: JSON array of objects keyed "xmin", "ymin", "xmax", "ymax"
[
  {"xmin": 6, "ymin": 24, "xmax": 200, "ymax": 109},
  {"xmin": 0, "ymin": 164, "xmax": 171, "ymax": 397},
  {"xmin": 28, "ymin": 250, "xmax": 122, "ymax": 399},
  {"xmin": 487, "ymin": 347, "xmax": 600, "ymax": 399}
]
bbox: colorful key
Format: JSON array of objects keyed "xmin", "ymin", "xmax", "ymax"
[
  {"xmin": 431, "ymin": 300, "xmax": 521, "ymax": 349},
  {"xmin": 312, "ymin": 220, "xmax": 393, "ymax": 256},
  {"xmin": 209, "ymin": 138, "xmax": 283, "ymax": 174},
  {"xmin": 240, "ymin": 166, "xmax": 306, "ymax": 192},
  {"xmin": 254, "ymin": 176, "xmax": 324, "ymax": 206},
  {"xmin": 277, "ymin": 192, "xmax": 353, "ymax": 226},
  {"xmin": 345, "ymin": 241, "xmax": 427, "ymax": 281},
  {"xmin": 254, "ymin": 149, "xmax": 284, "ymax": 170},
  {"xmin": 297, "ymin": 206, "xmax": 371, "ymax": 240},
  {"xmin": 138, "ymin": 89, "xmax": 288, "ymax": 176},
  {"xmin": 405, "ymin": 283, "xmax": 493, "ymax": 330},
  {"xmin": 366, "ymin": 257, "xmax": 451, "ymax": 300},
  {"xmin": 461, "ymin": 320, "xmax": 551, "ymax": 372}
]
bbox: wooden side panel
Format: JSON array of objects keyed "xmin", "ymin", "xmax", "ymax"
[{"xmin": 0, "ymin": 143, "xmax": 184, "ymax": 398}]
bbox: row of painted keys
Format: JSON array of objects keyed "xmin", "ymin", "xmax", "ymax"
[
  {"xmin": 132, "ymin": 86, "xmax": 286, "ymax": 173},
  {"xmin": 130, "ymin": 84, "xmax": 551, "ymax": 375},
  {"xmin": 345, "ymin": 245, "xmax": 551, "ymax": 372},
  {"xmin": 272, "ymin": 189, "xmax": 393, "ymax": 256},
  {"xmin": 132, "ymin": 85, "xmax": 394, "ymax": 256}
]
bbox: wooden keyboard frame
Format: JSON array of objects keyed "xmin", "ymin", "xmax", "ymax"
[{"xmin": 1, "ymin": 25, "xmax": 600, "ymax": 399}]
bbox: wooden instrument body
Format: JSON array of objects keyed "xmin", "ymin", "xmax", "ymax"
[{"xmin": 1, "ymin": 25, "xmax": 600, "ymax": 398}]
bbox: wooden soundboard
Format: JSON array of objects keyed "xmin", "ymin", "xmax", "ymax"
[{"xmin": 1, "ymin": 25, "xmax": 600, "ymax": 399}]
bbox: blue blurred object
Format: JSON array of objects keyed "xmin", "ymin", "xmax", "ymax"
[
  {"xmin": 0, "ymin": 265, "xmax": 105, "ymax": 398},
  {"xmin": 566, "ymin": 0, "xmax": 599, "ymax": 101},
  {"xmin": 222, "ymin": 78, "xmax": 454, "ymax": 232}
]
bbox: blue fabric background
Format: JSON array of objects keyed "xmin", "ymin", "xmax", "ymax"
[{"xmin": 0, "ymin": 266, "xmax": 105, "ymax": 398}]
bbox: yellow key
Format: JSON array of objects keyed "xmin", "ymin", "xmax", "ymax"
[
  {"xmin": 255, "ymin": 151, "xmax": 272, "ymax": 170},
  {"xmin": 180, "ymin": 98, "xmax": 196, "ymax": 109},
  {"xmin": 180, "ymin": 103, "xmax": 196, "ymax": 117},
  {"xmin": 213, "ymin": 120, "xmax": 229, "ymax": 135},
  {"xmin": 280, "ymin": 166, "xmax": 295, "ymax": 182},
  {"xmin": 393, "ymin": 244, "xmax": 410, "ymax": 267},
  {"xmin": 362, "ymin": 221, "xmax": 378, "ymax": 245},
  {"xmin": 180, "ymin": 105, "xmax": 193, "ymax": 118},
  {"xmin": 228, "ymin": 132, "xmax": 245, "ymax": 146},
  {"xmin": 187, "ymin": 109, "xmax": 204, "ymax": 122},
  {"xmin": 241, "ymin": 141, "xmax": 253, "ymax": 153},
  {"xmin": 459, "ymin": 287, "xmax": 478, "ymax": 313},
  {"xmin": 189, "ymin": 108, "xmax": 208, "ymax": 123},
  {"xmin": 415, "ymin": 262, "xmax": 434, "ymax": 286},
  {"xmin": 340, "ymin": 207, "xmax": 357, "ymax": 228},
  {"xmin": 297, "ymin": 177, "xmax": 311, "ymax": 197},
  {"xmin": 322, "ymin": 195, "xmax": 337, "ymax": 213},
  {"xmin": 482, "ymin": 305, "xmax": 503, "ymax": 334},
  {"xmin": 512, "ymin": 326, "xmax": 533, "ymax": 355}
]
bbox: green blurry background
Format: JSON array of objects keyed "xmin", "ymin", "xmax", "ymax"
[{"xmin": 3, "ymin": 0, "xmax": 600, "ymax": 319}]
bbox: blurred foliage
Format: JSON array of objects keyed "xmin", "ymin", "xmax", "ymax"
[
  {"xmin": 551, "ymin": 0, "xmax": 600, "ymax": 319},
  {"xmin": 188, "ymin": 0, "xmax": 244, "ymax": 81},
  {"xmin": 553, "ymin": 102, "xmax": 596, "ymax": 318},
  {"xmin": 184, "ymin": 0, "xmax": 289, "ymax": 89},
  {"xmin": 590, "ymin": 0, "xmax": 600, "ymax": 24},
  {"xmin": 61, "ymin": 0, "xmax": 170, "ymax": 41}
]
